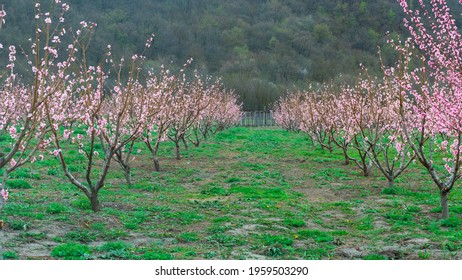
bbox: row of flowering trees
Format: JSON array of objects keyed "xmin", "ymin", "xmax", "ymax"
[
  {"xmin": 273, "ymin": 72, "xmax": 415, "ymax": 185},
  {"xmin": 0, "ymin": 1, "xmax": 242, "ymax": 212},
  {"xmin": 274, "ymin": 0, "xmax": 462, "ymax": 219}
]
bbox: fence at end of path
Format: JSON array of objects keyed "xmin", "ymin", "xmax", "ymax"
[{"xmin": 238, "ymin": 111, "xmax": 277, "ymax": 127}]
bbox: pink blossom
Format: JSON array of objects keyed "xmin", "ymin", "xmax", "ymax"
[
  {"xmin": 53, "ymin": 149, "xmax": 62, "ymax": 156},
  {"xmin": 63, "ymin": 129, "xmax": 71, "ymax": 140},
  {"xmin": 9, "ymin": 126, "xmax": 17, "ymax": 136},
  {"xmin": 441, "ymin": 140, "xmax": 448, "ymax": 150},
  {"xmin": 1, "ymin": 189, "xmax": 8, "ymax": 201},
  {"xmin": 395, "ymin": 142, "xmax": 403, "ymax": 154},
  {"xmin": 445, "ymin": 164, "xmax": 452, "ymax": 174}
]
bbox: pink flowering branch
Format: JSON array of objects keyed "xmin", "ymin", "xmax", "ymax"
[
  {"xmin": 46, "ymin": 54, "xmax": 154, "ymax": 211},
  {"xmin": 143, "ymin": 65, "xmax": 177, "ymax": 172},
  {"xmin": 0, "ymin": 1, "xmax": 81, "ymax": 190},
  {"xmin": 297, "ymin": 90, "xmax": 334, "ymax": 152},
  {"xmin": 272, "ymin": 93, "xmax": 303, "ymax": 133},
  {"xmin": 392, "ymin": 0, "xmax": 462, "ymax": 218},
  {"xmin": 38, "ymin": 7, "xmax": 154, "ymax": 211},
  {"xmin": 188, "ymin": 78, "xmax": 242, "ymax": 146}
]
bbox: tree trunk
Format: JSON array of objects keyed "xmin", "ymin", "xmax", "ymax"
[
  {"xmin": 440, "ymin": 191, "xmax": 449, "ymax": 219},
  {"xmin": 90, "ymin": 192, "xmax": 100, "ymax": 212},
  {"xmin": 387, "ymin": 178, "xmax": 394, "ymax": 188},
  {"xmin": 361, "ymin": 159, "xmax": 372, "ymax": 177},
  {"xmin": 153, "ymin": 156, "xmax": 160, "ymax": 172},
  {"xmin": 362, "ymin": 162, "xmax": 370, "ymax": 177},
  {"xmin": 151, "ymin": 141, "xmax": 161, "ymax": 172},
  {"xmin": 182, "ymin": 136, "xmax": 188, "ymax": 150},
  {"xmin": 1, "ymin": 170, "xmax": 8, "ymax": 190},
  {"xmin": 0, "ymin": 231, "xmax": 4, "ymax": 260},
  {"xmin": 175, "ymin": 142, "xmax": 181, "ymax": 160},
  {"xmin": 124, "ymin": 166, "xmax": 132, "ymax": 186},
  {"xmin": 343, "ymin": 149, "xmax": 350, "ymax": 165}
]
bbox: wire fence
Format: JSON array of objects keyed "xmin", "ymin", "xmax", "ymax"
[{"xmin": 239, "ymin": 111, "xmax": 277, "ymax": 127}]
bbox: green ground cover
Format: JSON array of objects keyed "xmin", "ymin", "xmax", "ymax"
[{"xmin": 1, "ymin": 127, "xmax": 461, "ymax": 260}]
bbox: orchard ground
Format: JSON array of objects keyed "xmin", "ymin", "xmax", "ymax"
[{"xmin": 1, "ymin": 127, "xmax": 462, "ymax": 260}]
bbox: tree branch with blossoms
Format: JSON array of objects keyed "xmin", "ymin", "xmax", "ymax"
[{"xmin": 389, "ymin": 1, "xmax": 462, "ymax": 218}]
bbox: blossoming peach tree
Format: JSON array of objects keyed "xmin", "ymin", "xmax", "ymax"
[
  {"xmin": 393, "ymin": 0, "xmax": 462, "ymax": 218},
  {"xmin": 0, "ymin": 1, "xmax": 79, "ymax": 195},
  {"xmin": 352, "ymin": 70, "xmax": 415, "ymax": 186},
  {"xmin": 45, "ymin": 43, "xmax": 156, "ymax": 211}
]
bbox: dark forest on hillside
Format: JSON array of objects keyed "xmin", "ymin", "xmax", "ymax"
[{"xmin": 1, "ymin": 0, "xmax": 462, "ymax": 109}]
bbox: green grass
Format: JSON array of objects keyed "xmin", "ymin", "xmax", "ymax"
[
  {"xmin": 259, "ymin": 234, "xmax": 294, "ymax": 246},
  {"xmin": 6, "ymin": 179, "xmax": 32, "ymax": 189},
  {"xmin": 2, "ymin": 251, "xmax": 19, "ymax": 260},
  {"xmin": 51, "ymin": 243, "xmax": 93, "ymax": 260},
  {"xmin": 177, "ymin": 232, "xmax": 200, "ymax": 243},
  {"xmin": 284, "ymin": 218, "xmax": 306, "ymax": 227},
  {"xmin": 46, "ymin": 203, "xmax": 69, "ymax": 214},
  {"xmin": 297, "ymin": 229, "xmax": 334, "ymax": 243},
  {"xmin": 65, "ymin": 230, "xmax": 97, "ymax": 243},
  {"xmin": 363, "ymin": 254, "xmax": 389, "ymax": 260},
  {"xmin": 2, "ymin": 127, "xmax": 462, "ymax": 260}
]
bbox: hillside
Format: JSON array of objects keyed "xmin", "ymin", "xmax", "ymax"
[{"xmin": 1, "ymin": 0, "xmax": 462, "ymax": 109}]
